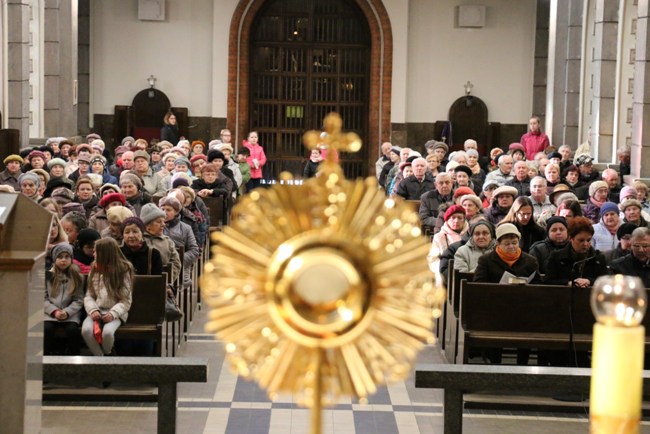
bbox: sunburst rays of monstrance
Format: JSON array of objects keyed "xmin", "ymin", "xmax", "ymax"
[{"xmin": 201, "ymin": 113, "xmax": 446, "ymax": 434}]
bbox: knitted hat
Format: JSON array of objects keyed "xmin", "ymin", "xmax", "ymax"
[
  {"xmin": 133, "ymin": 150, "xmax": 151, "ymax": 163},
  {"xmin": 159, "ymin": 195, "xmax": 182, "ymax": 213},
  {"xmin": 28, "ymin": 150, "xmax": 46, "ymax": 161},
  {"xmin": 29, "ymin": 168, "xmax": 49, "ymax": 183},
  {"xmin": 444, "ymin": 204, "xmax": 466, "ymax": 221},
  {"xmin": 547, "ymin": 152, "xmax": 562, "ymax": 160},
  {"xmin": 555, "ymin": 192, "xmax": 579, "ymax": 205},
  {"xmin": 389, "ymin": 146, "xmax": 402, "ymax": 156},
  {"xmin": 454, "ymin": 165, "xmax": 472, "ymax": 177},
  {"xmin": 546, "ymin": 216, "xmax": 568, "ymax": 235},
  {"xmin": 51, "ymin": 187, "xmax": 75, "ymax": 203},
  {"xmin": 90, "ymin": 156, "xmax": 106, "ymax": 167},
  {"xmin": 617, "ymin": 222, "xmax": 638, "ymax": 239},
  {"xmin": 466, "ymin": 149, "xmax": 479, "ymax": 158},
  {"xmin": 508, "ymin": 143, "xmax": 525, "ymax": 153},
  {"xmin": 99, "ymin": 183, "xmax": 120, "ymax": 197},
  {"xmin": 219, "ymin": 144, "xmax": 234, "ymax": 154},
  {"xmin": 121, "ymin": 136, "xmax": 135, "ymax": 146},
  {"xmin": 179, "ymin": 185, "xmax": 196, "ymax": 203},
  {"xmin": 469, "ymin": 219, "xmax": 495, "ymax": 238},
  {"xmin": 174, "ymin": 156, "xmax": 191, "ymax": 167},
  {"xmin": 76, "ymin": 144, "xmax": 93, "ymax": 155},
  {"xmin": 51, "ymin": 242, "xmax": 73, "ymax": 261},
  {"xmin": 191, "ymin": 140, "xmax": 206, "ymax": 150},
  {"xmin": 171, "ymin": 176, "xmax": 190, "ymax": 188},
  {"xmin": 621, "ymin": 199, "xmax": 642, "ymax": 213},
  {"xmin": 120, "ymin": 173, "xmax": 143, "ymax": 190},
  {"xmin": 190, "ymin": 154, "xmax": 208, "ymax": 165},
  {"xmin": 482, "ymin": 180, "xmax": 499, "ymax": 192},
  {"xmin": 446, "ymin": 161, "xmax": 459, "ymax": 172},
  {"xmin": 3, "ymin": 154, "xmax": 24, "ymax": 165},
  {"xmin": 171, "ymin": 172, "xmax": 192, "ymax": 188},
  {"xmin": 206, "ymin": 150, "xmax": 225, "ymax": 163},
  {"xmin": 208, "ymin": 140, "xmax": 221, "ymax": 149},
  {"xmin": 460, "ymin": 194, "xmax": 482, "ymax": 210},
  {"xmin": 61, "ymin": 202, "xmax": 85, "ymax": 216},
  {"xmin": 493, "ymin": 185, "xmax": 518, "ymax": 198},
  {"xmin": 433, "ymin": 142, "xmax": 449, "ymax": 153},
  {"xmin": 99, "ymin": 192, "xmax": 126, "ymax": 208},
  {"xmin": 453, "ymin": 186, "xmax": 475, "ymax": 199},
  {"xmin": 76, "ymin": 154, "xmax": 91, "ymax": 164},
  {"xmin": 86, "ymin": 133, "xmax": 101, "ymax": 142},
  {"xmin": 399, "ymin": 161, "xmax": 412, "ymax": 171},
  {"xmin": 599, "ymin": 202, "xmax": 620, "ymax": 217},
  {"xmin": 47, "ymin": 158, "xmax": 67, "ymax": 169},
  {"xmin": 620, "ymin": 186, "xmax": 637, "ymax": 201},
  {"xmin": 496, "ymin": 222, "xmax": 521, "ymax": 240},
  {"xmin": 490, "ymin": 148, "xmax": 504, "ymax": 159},
  {"xmin": 114, "ymin": 145, "xmax": 129, "ymax": 156},
  {"xmin": 575, "ymin": 154, "xmax": 594, "ymax": 166},
  {"xmin": 106, "ymin": 206, "xmax": 134, "ymax": 224},
  {"xmin": 589, "ymin": 181, "xmax": 608, "ymax": 197},
  {"xmin": 92, "ymin": 140, "xmax": 105, "ymax": 152},
  {"xmin": 76, "ymin": 228, "xmax": 100, "ymax": 248},
  {"xmin": 18, "ymin": 172, "xmax": 40, "ymax": 187},
  {"xmin": 121, "ymin": 216, "xmax": 146, "ymax": 234},
  {"xmin": 140, "ymin": 203, "xmax": 166, "ymax": 225}
]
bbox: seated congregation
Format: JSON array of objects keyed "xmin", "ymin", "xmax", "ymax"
[
  {"xmin": 0, "ymin": 127, "xmax": 255, "ymax": 357},
  {"xmin": 4, "ymin": 115, "xmax": 649, "ymax": 363},
  {"xmin": 374, "ymin": 117, "xmax": 649, "ymax": 366}
]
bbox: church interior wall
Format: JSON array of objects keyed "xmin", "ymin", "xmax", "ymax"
[{"xmin": 90, "ymin": 0, "xmax": 215, "ymax": 120}]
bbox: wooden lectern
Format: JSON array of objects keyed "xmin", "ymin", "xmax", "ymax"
[{"xmin": 0, "ymin": 193, "xmax": 53, "ymax": 433}]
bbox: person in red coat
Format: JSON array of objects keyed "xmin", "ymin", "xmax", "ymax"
[{"xmin": 520, "ymin": 116, "xmax": 550, "ymax": 160}]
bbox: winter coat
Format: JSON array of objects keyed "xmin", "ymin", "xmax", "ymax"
[
  {"xmin": 160, "ymin": 124, "xmax": 180, "ymax": 145},
  {"xmin": 592, "ymin": 221, "xmax": 619, "ymax": 252},
  {"xmin": 419, "ymin": 190, "xmax": 453, "ymax": 232},
  {"xmin": 505, "ymin": 177, "xmax": 531, "ymax": 197},
  {"xmin": 396, "ymin": 172, "xmax": 436, "ymax": 201},
  {"xmin": 120, "ymin": 244, "xmax": 163, "ymax": 276},
  {"xmin": 520, "ymin": 131, "xmax": 550, "ymax": 160},
  {"xmin": 191, "ymin": 173, "xmax": 233, "ymax": 197},
  {"xmin": 126, "ymin": 191, "xmax": 152, "ymax": 217},
  {"xmin": 431, "ymin": 221, "xmax": 469, "ymax": 256},
  {"xmin": 485, "ymin": 205, "xmax": 509, "ymax": 226},
  {"xmin": 84, "ymin": 273, "xmax": 132, "ymax": 322},
  {"xmin": 529, "ymin": 238, "xmax": 568, "ymax": 275},
  {"xmin": 439, "ymin": 239, "xmax": 467, "ymax": 285},
  {"xmin": 244, "ymin": 141, "xmax": 267, "ymax": 179},
  {"xmin": 513, "ymin": 220, "xmax": 545, "ymax": 253},
  {"xmin": 484, "ymin": 169, "xmax": 514, "ymax": 187},
  {"xmin": 473, "ymin": 250, "xmax": 540, "ymax": 284},
  {"xmin": 454, "ymin": 238, "xmax": 496, "ymax": 273},
  {"xmin": 144, "ymin": 232, "xmax": 182, "ymax": 282},
  {"xmin": 304, "ymin": 160, "xmax": 321, "ymax": 178},
  {"xmin": 603, "ymin": 244, "xmax": 630, "ymax": 264},
  {"xmin": 164, "ymin": 215, "xmax": 199, "ymax": 268},
  {"xmin": 544, "ymin": 244, "xmax": 607, "ymax": 286},
  {"xmin": 44, "ymin": 273, "xmax": 84, "ymax": 324},
  {"xmin": 610, "ymin": 254, "xmax": 650, "ymax": 288},
  {"xmin": 138, "ymin": 167, "xmax": 164, "ymax": 197}
]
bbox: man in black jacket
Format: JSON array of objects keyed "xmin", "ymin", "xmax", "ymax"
[
  {"xmin": 396, "ymin": 157, "xmax": 435, "ymax": 200},
  {"xmin": 419, "ymin": 173, "xmax": 453, "ymax": 234},
  {"xmin": 610, "ymin": 227, "xmax": 650, "ymax": 287}
]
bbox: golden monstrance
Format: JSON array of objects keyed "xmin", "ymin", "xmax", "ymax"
[{"xmin": 202, "ymin": 113, "xmax": 445, "ymax": 434}]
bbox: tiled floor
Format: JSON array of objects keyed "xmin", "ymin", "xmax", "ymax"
[{"xmin": 41, "ymin": 305, "xmax": 650, "ymax": 434}]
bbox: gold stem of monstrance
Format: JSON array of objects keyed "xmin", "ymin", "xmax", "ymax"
[{"xmin": 202, "ymin": 113, "xmax": 446, "ymax": 434}]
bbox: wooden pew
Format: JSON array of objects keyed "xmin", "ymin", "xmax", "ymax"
[
  {"xmin": 458, "ymin": 281, "xmax": 595, "ymax": 364},
  {"xmin": 202, "ymin": 195, "xmax": 227, "ymax": 231},
  {"xmin": 115, "ymin": 274, "xmax": 167, "ymax": 356},
  {"xmin": 43, "ymin": 356, "xmax": 208, "ymax": 434},
  {"xmin": 442, "ymin": 269, "xmax": 473, "ymax": 364},
  {"xmin": 415, "ymin": 364, "xmax": 650, "ymax": 434}
]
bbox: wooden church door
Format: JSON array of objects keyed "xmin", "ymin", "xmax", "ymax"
[{"xmin": 249, "ymin": 0, "xmax": 371, "ymax": 180}]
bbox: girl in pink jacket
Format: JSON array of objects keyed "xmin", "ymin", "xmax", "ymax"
[
  {"xmin": 520, "ymin": 116, "xmax": 550, "ymax": 160},
  {"xmin": 243, "ymin": 131, "xmax": 267, "ymax": 190}
]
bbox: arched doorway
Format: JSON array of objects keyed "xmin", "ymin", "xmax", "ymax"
[
  {"xmin": 227, "ymin": 0, "xmax": 393, "ymax": 179},
  {"xmin": 249, "ymin": 0, "xmax": 370, "ymax": 180}
]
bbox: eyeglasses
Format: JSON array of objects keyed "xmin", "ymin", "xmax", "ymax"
[{"xmin": 517, "ymin": 212, "xmax": 532, "ymax": 217}]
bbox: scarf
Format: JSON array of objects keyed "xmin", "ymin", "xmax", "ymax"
[
  {"xmin": 591, "ymin": 197, "xmax": 606, "ymax": 209},
  {"xmin": 496, "ymin": 245, "xmax": 522, "ymax": 267}
]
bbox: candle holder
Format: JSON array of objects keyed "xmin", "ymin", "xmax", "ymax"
[{"xmin": 590, "ymin": 274, "xmax": 647, "ymax": 434}]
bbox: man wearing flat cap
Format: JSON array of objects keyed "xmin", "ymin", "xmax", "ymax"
[{"xmin": 0, "ymin": 155, "xmax": 24, "ymax": 191}]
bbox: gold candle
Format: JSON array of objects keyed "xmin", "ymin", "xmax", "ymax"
[{"xmin": 590, "ymin": 275, "xmax": 647, "ymax": 434}]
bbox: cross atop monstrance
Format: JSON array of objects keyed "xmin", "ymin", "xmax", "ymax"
[{"xmin": 303, "ymin": 113, "xmax": 362, "ymax": 163}]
